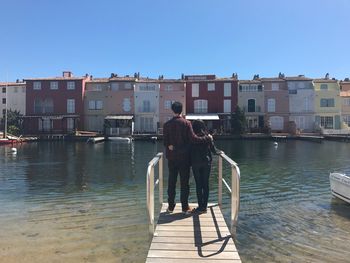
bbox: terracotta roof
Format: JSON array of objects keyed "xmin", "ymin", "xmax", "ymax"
[
  {"xmin": 24, "ymin": 77, "xmax": 85, "ymax": 81},
  {"xmin": 284, "ymin": 76, "xmax": 312, "ymax": 81},
  {"xmin": 340, "ymin": 91, "xmax": 350, "ymax": 97},
  {"xmin": 238, "ymin": 80, "xmax": 262, "ymax": 84},
  {"xmin": 260, "ymin": 77, "xmax": 285, "ymax": 82},
  {"xmin": 109, "ymin": 77, "xmax": 137, "ymax": 81},
  {"xmin": 158, "ymin": 79, "xmax": 185, "ymax": 83},
  {"xmin": 0, "ymin": 82, "xmax": 26, "ymax": 86},
  {"xmin": 313, "ymin": 78, "xmax": 338, "ymax": 83},
  {"xmin": 85, "ymin": 78, "xmax": 109, "ymax": 83}
]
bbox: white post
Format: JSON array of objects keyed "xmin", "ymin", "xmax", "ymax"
[
  {"xmin": 158, "ymin": 154, "xmax": 163, "ymax": 205},
  {"xmin": 149, "ymin": 166, "xmax": 155, "ymax": 235},
  {"xmin": 218, "ymin": 155, "xmax": 223, "ymax": 208},
  {"xmin": 231, "ymin": 166, "xmax": 238, "ymax": 236}
]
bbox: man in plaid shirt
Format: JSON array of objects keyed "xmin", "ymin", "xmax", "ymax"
[{"xmin": 163, "ymin": 101, "xmax": 212, "ymax": 214}]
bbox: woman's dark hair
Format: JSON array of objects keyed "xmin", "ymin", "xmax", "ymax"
[{"xmin": 192, "ymin": 119, "xmax": 207, "ymax": 135}]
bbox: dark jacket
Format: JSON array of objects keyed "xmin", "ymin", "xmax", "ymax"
[
  {"xmin": 190, "ymin": 132, "xmax": 221, "ymax": 166},
  {"xmin": 163, "ymin": 116, "xmax": 210, "ymax": 161}
]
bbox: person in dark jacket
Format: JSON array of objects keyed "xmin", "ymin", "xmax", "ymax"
[
  {"xmin": 190, "ymin": 119, "xmax": 222, "ymax": 213},
  {"xmin": 163, "ymin": 102, "xmax": 212, "ymax": 214}
]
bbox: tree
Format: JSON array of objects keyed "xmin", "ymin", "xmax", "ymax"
[
  {"xmin": 5, "ymin": 109, "xmax": 23, "ymax": 136},
  {"xmin": 230, "ymin": 106, "xmax": 246, "ymax": 135}
]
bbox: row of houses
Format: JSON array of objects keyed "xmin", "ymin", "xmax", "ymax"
[{"xmin": 1, "ymin": 71, "xmax": 350, "ymax": 136}]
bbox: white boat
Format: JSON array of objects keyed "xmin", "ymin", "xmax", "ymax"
[
  {"xmin": 108, "ymin": 137, "xmax": 131, "ymax": 143},
  {"xmin": 329, "ymin": 172, "xmax": 350, "ymax": 204}
]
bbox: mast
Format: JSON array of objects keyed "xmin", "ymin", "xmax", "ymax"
[{"xmin": 3, "ymin": 79, "xmax": 7, "ymax": 138}]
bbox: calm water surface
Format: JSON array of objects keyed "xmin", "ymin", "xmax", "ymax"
[{"xmin": 0, "ymin": 140, "xmax": 350, "ymax": 262}]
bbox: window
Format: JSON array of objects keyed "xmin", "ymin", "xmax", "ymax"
[
  {"xmin": 50, "ymin": 81, "xmax": 58, "ymax": 90},
  {"xmin": 140, "ymin": 117, "xmax": 153, "ymax": 132},
  {"xmin": 272, "ymin": 83, "xmax": 279, "ymax": 91},
  {"xmin": 139, "ymin": 85, "xmax": 156, "ymax": 91},
  {"xmin": 224, "ymin": 83, "xmax": 231, "ymax": 97},
  {"xmin": 142, "ymin": 100, "xmax": 151, "ymax": 112},
  {"xmin": 67, "ymin": 99, "xmax": 75, "ymax": 113},
  {"xmin": 2, "ymin": 109, "xmax": 5, "ymax": 115},
  {"xmin": 67, "ymin": 118, "xmax": 74, "ymax": 131},
  {"xmin": 165, "ymin": 85, "xmax": 172, "ymax": 91},
  {"xmin": 248, "ymin": 99, "xmax": 256, "ymax": 112},
  {"xmin": 164, "ymin": 100, "xmax": 172, "ymax": 109},
  {"xmin": 304, "ymin": 97, "xmax": 311, "ymax": 111},
  {"xmin": 22, "ymin": 87, "xmax": 25, "ymax": 92},
  {"xmin": 321, "ymin": 116, "xmax": 333, "ymax": 129},
  {"xmin": 194, "ymin": 99, "xmax": 208, "ymax": 113},
  {"xmin": 343, "ymin": 98, "xmax": 350, "ymax": 106},
  {"xmin": 208, "ymin": 83, "xmax": 215, "ymax": 91},
  {"xmin": 67, "ymin": 81, "xmax": 75, "ymax": 90},
  {"xmin": 111, "ymin": 82, "xmax": 119, "ymax": 91},
  {"xmin": 343, "ymin": 115, "xmax": 350, "ymax": 126},
  {"xmin": 2, "ymin": 87, "xmax": 5, "ymax": 93},
  {"xmin": 34, "ymin": 98, "xmax": 53, "ymax": 113},
  {"xmin": 267, "ymin": 98, "xmax": 276, "ymax": 112},
  {"xmin": 320, "ymin": 84, "xmax": 328, "ymax": 90},
  {"xmin": 125, "ymin": 83, "xmax": 132, "ymax": 89},
  {"xmin": 320, "ymin": 98, "xmax": 334, "ymax": 107},
  {"xmin": 14, "ymin": 87, "xmax": 18, "ymax": 93},
  {"xmin": 93, "ymin": 85, "xmax": 102, "ymax": 91},
  {"xmin": 33, "ymin": 81, "xmax": 41, "ymax": 90},
  {"xmin": 2, "ymin": 98, "xmax": 6, "ymax": 104},
  {"xmin": 289, "ymin": 90, "xmax": 297, "ymax": 94},
  {"xmin": 89, "ymin": 100, "xmax": 103, "ymax": 110},
  {"xmin": 192, "ymin": 83, "xmax": 199, "ymax": 97},
  {"xmin": 40, "ymin": 119, "xmax": 52, "ymax": 132},
  {"xmin": 123, "ymin": 98, "xmax": 131, "ymax": 112},
  {"xmin": 239, "ymin": 84, "xmax": 259, "ymax": 92},
  {"xmin": 224, "ymin": 100, "xmax": 231, "ymax": 113}
]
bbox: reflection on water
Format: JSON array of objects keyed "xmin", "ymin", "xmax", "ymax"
[{"xmin": 1, "ymin": 140, "xmax": 350, "ymax": 262}]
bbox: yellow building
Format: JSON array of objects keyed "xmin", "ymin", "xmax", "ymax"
[{"xmin": 313, "ymin": 75, "xmax": 341, "ymax": 131}]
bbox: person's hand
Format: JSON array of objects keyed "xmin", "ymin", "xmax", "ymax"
[
  {"xmin": 208, "ymin": 134, "xmax": 213, "ymax": 141},
  {"xmin": 168, "ymin": 145, "xmax": 174, "ymax": 151}
]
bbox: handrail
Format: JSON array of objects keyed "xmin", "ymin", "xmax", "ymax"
[
  {"xmin": 218, "ymin": 152, "xmax": 241, "ymax": 236},
  {"xmin": 146, "ymin": 151, "xmax": 240, "ymax": 236},
  {"xmin": 146, "ymin": 152, "xmax": 163, "ymax": 235}
]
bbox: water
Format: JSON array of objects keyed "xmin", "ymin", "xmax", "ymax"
[{"xmin": 0, "ymin": 140, "xmax": 350, "ymax": 262}]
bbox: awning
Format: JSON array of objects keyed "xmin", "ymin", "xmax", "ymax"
[
  {"xmin": 23, "ymin": 115, "xmax": 79, "ymax": 119},
  {"xmin": 105, "ymin": 115, "xmax": 134, "ymax": 120},
  {"xmin": 185, "ymin": 114, "xmax": 220, "ymax": 120}
]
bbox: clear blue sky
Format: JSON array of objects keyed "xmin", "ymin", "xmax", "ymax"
[{"xmin": 0, "ymin": 0, "xmax": 349, "ymax": 81}]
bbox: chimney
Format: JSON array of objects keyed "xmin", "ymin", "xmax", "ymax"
[
  {"xmin": 63, "ymin": 71, "xmax": 73, "ymax": 78},
  {"xmin": 345, "ymin": 78, "xmax": 350, "ymax": 82},
  {"xmin": 16, "ymin": 79, "xmax": 19, "ymax": 83},
  {"xmin": 325, "ymin": 73, "xmax": 330, "ymax": 79}
]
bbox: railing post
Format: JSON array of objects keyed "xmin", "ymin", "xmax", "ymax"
[
  {"xmin": 149, "ymin": 166, "xmax": 155, "ymax": 235},
  {"xmin": 231, "ymin": 165, "xmax": 236, "ymax": 236},
  {"xmin": 218, "ymin": 155, "xmax": 223, "ymax": 208},
  {"xmin": 158, "ymin": 154, "xmax": 163, "ymax": 205}
]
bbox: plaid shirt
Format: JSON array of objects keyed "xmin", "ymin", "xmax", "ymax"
[{"xmin": 163, "ymin": 115, "xmax": 210, "ymax": 161}]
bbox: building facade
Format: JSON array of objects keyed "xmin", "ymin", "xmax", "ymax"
[
  {"xmin": 24, "ymin": 71, "xmax": 86, "ymax": 135},
  {"xmin": 134, "ymin": 79, "xmax": 160, "ymax": 133},
  {"xmin": 286, "ymin": 76, "xmax": 315, "ymax": 132},
  {"xmin": 238, "ymin": 79, "xmax": 265, "ymax": 131},
  {"xmin": 261, "ymin": 76, "xmax": 289, "ymax": 132},
  {"xmin": 159, "ymin": 79, "xmax": 186, "ymax": 133},
  {"xmin": 184, "ymin": 74, "xmax": 238, "ymax": 133},
  {"xmin": 340, "ymin": 79, "xmax": 350, "ymax": 128},
  {"xmin": 313, "ymin": 76, "xmax": 341, "ymax": 131},
  {"xmin": 84, "ymin": 75, "xmax": 135, "ymax": 135}
]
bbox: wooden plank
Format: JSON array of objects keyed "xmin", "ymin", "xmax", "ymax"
[
  {"xmin": 147, "ymin": 203, "xmax": 241, "ymax": 262},
  {"xmin": 147, "ymin": 250, "xmax": 241, "ymax": 260},
  {"xmin": 155, "ymin": 225, "xmax": 230, "ymax": 232},
  {"xmin": 146, "ymin": 258, "xmax": 241, "ymax": 263},
  {"xmin": 150, "ymin": 242, "xmax": 237, "ymax": 252}
]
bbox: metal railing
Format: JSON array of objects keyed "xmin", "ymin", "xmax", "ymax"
[
  {"xmin": 146, "ymin": 152, "xmax": 163, "ymax": 235},
  {"xmin": 218, "ymin": 152, "xmax": 241, "ymax": 236},
  {"xmin": 146, "ymin": 151, "xmax": 240, "ymax": 236}
]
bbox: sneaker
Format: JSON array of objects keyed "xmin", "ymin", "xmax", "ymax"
[
  {"xmin": 195, "ymin": 207, "xmax": 207, "ymax": 214},
  {"xmin": 182, "ymin": 206, "xmax": 195, "ymax": 215},
  {"xmin": 166, "ymin": 206, "xmax": 175, "ymax": 213}
]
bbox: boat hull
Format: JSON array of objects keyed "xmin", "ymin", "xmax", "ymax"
[{"xmin": 330, "ymin": 173, "xmax": 350, "ymax": 204}]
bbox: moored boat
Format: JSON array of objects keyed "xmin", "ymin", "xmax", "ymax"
[
  {"xmin": 330, "ymin": 172, "xmax": 350, "ymax": 204},
  {"xmin": 0, "ymin": 138, "xmax": 17, "ymax": 145}
]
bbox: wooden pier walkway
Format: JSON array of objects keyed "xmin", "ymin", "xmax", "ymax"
[{"xmin": 146, "ymin": 203, "xmax": 241, "ymax": 262}]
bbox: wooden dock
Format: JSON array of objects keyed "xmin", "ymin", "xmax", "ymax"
[{"xmin": 146, "ymin": 203, "xmax": 241, "ymax": 262}]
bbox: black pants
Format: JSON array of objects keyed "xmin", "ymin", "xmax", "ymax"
[
  {"xmin": 167, "ymin": 159, "xmax": 190, "ymax": 211},
  {"xmin": 192, "ymin": 163, "xmax": 211, "ymax": 210}
]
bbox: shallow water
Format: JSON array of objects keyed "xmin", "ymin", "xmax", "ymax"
[{"xmin": 0, "ymin": 140, "xmax": 349, "ymax": 262}]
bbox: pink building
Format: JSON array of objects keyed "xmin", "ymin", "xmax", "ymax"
[
  {"xmin": 24, "ymin": 71, "xmax": 87, "ymax": 135},
  {"xmin": 261, "ymin": 75, "xmax": 289, "ymax": 132},
  {"xmin": 159, "ymin": 79, "xmax": 186, "ymax": 132}
]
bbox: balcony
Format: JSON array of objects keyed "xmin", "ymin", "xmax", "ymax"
[{"xmin": 242, "ymin": 106, "xmax": 261, "ymax": 113}]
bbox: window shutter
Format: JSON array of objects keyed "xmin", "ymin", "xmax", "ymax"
[{"xmin": 335, "ymin": 115, "xmax": 341, "ymax": 129}]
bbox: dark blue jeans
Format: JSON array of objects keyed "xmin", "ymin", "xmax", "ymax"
[
  {"xmin": 192, "ymin": 163, "xmax": 211, "ymax": 210},
  {"xmin": 167, "ymin": 159, "xmax": 190, "ymax": 210}
]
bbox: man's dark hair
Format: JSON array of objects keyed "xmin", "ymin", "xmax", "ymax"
[{"xmin": 171, "ymin": 101, "xmax": 183, "ymax": 114}]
